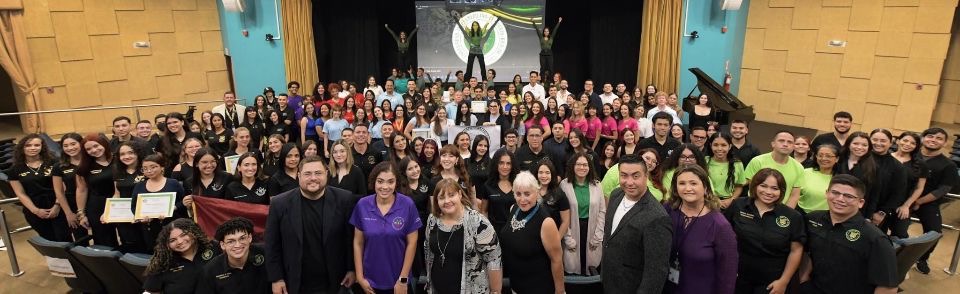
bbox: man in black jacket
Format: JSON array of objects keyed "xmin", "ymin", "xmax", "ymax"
[{"xmin": 266, "ymin": 156, "xmax": 357, "ymax": 294}]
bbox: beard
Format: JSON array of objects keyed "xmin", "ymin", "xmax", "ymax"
[{"xmin": 835, "ymin": 126, "xmax": 849, "ymax": 135}]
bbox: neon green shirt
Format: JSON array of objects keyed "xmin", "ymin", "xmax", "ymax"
[
  {"xmin": 744, "ymin": 153, "xmax": 805, "ymax": 204},
  {"xmin": 706, "ymin": 157, "xmax": 746, "ymax": 199},
  {"xmin": 600, "ymin": 163, "xmax": 663, "ymax": 201},
  {"xmin": 800, "ymin": 168, "xmax": 831, "ymax": 211}
]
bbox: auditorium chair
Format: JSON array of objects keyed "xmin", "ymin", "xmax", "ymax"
[
  {"xmin": 565, "ymin": 275, "xmax": 602, "ymax": 293},
  {"xmin": 119, "ymin": 253, "xmax": 151, "ymax": 283},
  {"xmin": 27, "ymin": 236, "xmax": 105, "ymax": 294},
  {"xmin": 70, "ymin": 246, "xmax": 145, "ymax": 294},
  {"xmin": 892, "ymin": 231, "xmax": 942, "ymax": 285}
]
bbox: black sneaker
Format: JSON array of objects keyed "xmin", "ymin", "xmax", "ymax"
[{"xmin": 916, "ymin": 260, "xmax": 931, "ymax": 274}]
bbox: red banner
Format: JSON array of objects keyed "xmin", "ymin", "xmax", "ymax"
[{"xmin": 192, "ymin": 196, "xmax": 269, "ymax": 240}]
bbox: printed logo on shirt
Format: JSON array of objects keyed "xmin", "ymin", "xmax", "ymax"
[
  {"xmin": 211, "ymin": 183, "xmax": 224, "ymax": 191},
  {"xmin": 91, "ymin": 169, "xmax": 102, "ymax": 174},
  {"xmin": 807, "ymin": 219, "xmax": 823, "ymax": 228},
  {"xmin": 255, "ymin": 187, "xmax": 267, "ymax": 197},
  {"xmin": 418, "ymin": 184, "xmax": 429, "ymax": 193},
  {"xmin": 43, "ymin": 166, "xmax": 53, "ymax": 176},
  {"xmin": 216, "ymin": 273, "xmax": 232, "ymax": 280},
  {"xmin": 845, "ymin": 229, "xmax": 861, "ymax": 242},
  {"xmin": 738, "ymin": 211, "xmax": 755, "ymax": 219},
  {"xmin": 170, "ymin": 265, "xmax": 185, "ymax": 273},
  {"xmin": 392, "ymin": 217, "xmax": 405, "ymax": 231},
  {"xmin": 134, "ymin": 175, "xmax": 146, "ymax": 183},
  {"xmin": 367, "ymin": 156, "xmax": 376, "ymax": 165},
  {"xmin": 202, "ymin": 249, "xmax": 214, "ymax": 260},
  {"xmin": 776, "ymin": 216, "xmax": 790, "ymax": 228},
  {"xmin": 253, "ymin": 254, "xmax": 265, "ymax": 266}
]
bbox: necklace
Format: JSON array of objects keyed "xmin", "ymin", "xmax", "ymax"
[
  {"xmin": 26, "ymin": 161, "xmax": 43, "ymax": 175},
  {"xmin": 435, "ymin": 222, "xmax": 457, "ymax": 267},
  {"xmin": 510, "ymin": 204, "xmax": 541, "ymax": 232}
]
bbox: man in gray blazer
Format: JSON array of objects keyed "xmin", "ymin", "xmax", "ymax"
[{"xmin": 601, "ymin": 154, "xmax": 673, "ymax": 293}]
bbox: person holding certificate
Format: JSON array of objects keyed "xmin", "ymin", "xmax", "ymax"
[
  {"xmin": 9, "ymin": 133, "xmax": 69, "ymax": 242},
  {"xmin": 77, "ymin": 133, "xmax": 120, "ymax": 247},
  {"xmin": 224, "ymin": 153, "xmax": 270, "ymax": 204},
  {"xmin": 113, "ymin": 141, "xmax": 149, "ymax": 253},
  {"xmin": 182, "ymin": 148, "xmax": 233, "ymax": 209},
  {"xmin": 132, "ymin": 154, "xmax": 187, "ymax": 253}
]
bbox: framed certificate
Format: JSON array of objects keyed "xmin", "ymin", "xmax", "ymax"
[
  {"xmin": 471, "ymin": 100, "xmax": 487, "ymax": 113},
  {"xmin": 224, "ymin": 155, "xmax": 241, "ymax": 175},
  {"xmin": 103, "ymin": 198, "xmax": 134, "ymax": 223},
  {"xmin": 134, "ymin": 192, "xmax": 177, "ymax": 219}
]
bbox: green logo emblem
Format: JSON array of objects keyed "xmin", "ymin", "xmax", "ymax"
[
  {"xmin": 776, "ymin": 216, "xmax": 790, "ymax": 228},
  {"xmin": 845, "ymin": 229, "xmax": 861, "ymax": 242}
]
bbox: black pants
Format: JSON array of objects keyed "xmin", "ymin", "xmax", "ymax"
[
  {"xmin": 22, "ymin": 207, "xmax": 70, "ymax": 242},
  {"xmin": 465, "ymin": 53, "xmax": 486, "ymax": 82},
  {"xmin": 117, "ymin": 223, "xmax": 147, "ymax": 253},
  {"xmin": 397, "ymin": 51, "xmax": 411, "ymax": 72},
  {"xmin": 579, "ymin": 218, "xmax": 589, "ymax": 274},
  {"xmin": 540, "ymin": 53, "xmax": 554, "ymax": 83},
  {"xmin": 86, "ymin": 196, "xmax": 119, "ymax": 248},
  {"xmin": 886, "ymin": 214, "xmax": 911, "ymax": 239},
  {"xmin": 916, "ymin": 202, "xmax": 942, "ymax": 262}
]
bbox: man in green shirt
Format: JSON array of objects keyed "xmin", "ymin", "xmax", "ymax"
[{"xmin": 744, "ymin": 131, "xmax": 805, "ymax": 208}]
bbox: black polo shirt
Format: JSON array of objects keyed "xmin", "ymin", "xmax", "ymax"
[
  {"xmin": 144, "ymin": 241, "xmax": 221, "ymax": 293},
  {"xmin": 723, "ymin": 198, "xmax": 805, "ymax": 282},
  {"xmin": 8, "ymin": 161, "xmax": 57, "ymax": 206},
  {"xmin": 224, "ymin": 179, "xmax": 270, "ymax": 204},
  {"xmin": 515, "ymin": 145, "xmax": 549, "ymax": 173},
  {"xmin": 195, "ymin": 244, "xmax": 270, "ymax": 294},
  {"xmin": 731, "ymin": 141, "xmax": 761, "ymax": 166},
  {"xmin": 186, "ymin": 170, "xmax": 234, "ymax": 198},
  {"xmin": 803, "ymin": 211, "xmax": 898, "ymax": 294},
  {"xmin": 352, "ymin": 144, "xmax": 383, "ymax": 176},
  {"xmin": 266, "ymin": 171, "xmax": 298, "ymax": 197},
  {"xmin": 637, "ymin": 136, "xmax": 680, "ymax": 161}
]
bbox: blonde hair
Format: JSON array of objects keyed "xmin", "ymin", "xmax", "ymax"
[
  {"xmin": 512, "ymin": 171, "xmax": 541, "ymax": 194},
  {"xmin": 327, "ymin": 140, "xmax": 355, "ymax": 177}
]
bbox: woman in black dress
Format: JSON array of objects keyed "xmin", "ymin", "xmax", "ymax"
[
  {"xmin": 328, "ymin": 140, "xmax": 367, "ymax": 197},
  {"xmin": 480, "ymin": 149, "xmax": 517, "ymax": 233},
  {"xmin": 266, "ymin": 143, "xmax": 300, "ymax": 197},
  {"xmin": 240, "ymin": 106, "xmax": 265, "ymax": 151},
  {"xmin": 687, "ymin": 93, "xmax": 715, "ymax": 130},
  {"xmin": 131, "ymin": 154, "xmax": 187, "ymax": 253},
  {"xmin": 466, "ymin": 135, "xmax": 491, "ymax": 189},
  {"xmin": 499, "ymin": 171, "xmax": 564, "ymax": 294},
  {"xmin": 535, "ymin": 159, "xmax": 570, "ymax": 240},
  {"xmin": 53, "ymin": 133, "xmax": 88, "ymax": 241},
  {"xmin": 170, "ymin": 138, "xmax": 203, "ymax": 184},
  {"xmin": 9, "ymin": 133, "xmax": 68, "ymax": 241},
  {"xmin": 113, "ymin": 142, "xmax": 148, "ymax": 253},
  {"xmin": 77, "ymin": 133, "xmax": 119, "ymax": 247}
]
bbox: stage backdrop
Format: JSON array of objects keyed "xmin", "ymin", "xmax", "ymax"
[{"xmin": 415, "ymin": 1, "xmax": 545, "ymax": 82}]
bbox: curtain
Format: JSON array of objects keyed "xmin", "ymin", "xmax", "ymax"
[
  {"xmin": 638, "ymin": 0, "xmax": 683, "ymax": 93},
  {"xmin": 280, "ymin": 0, "xmax": 319, "ymax": 88},
  {"xmin": 0, "ymin": 9, "xmax": 40, "ymax": 132}
]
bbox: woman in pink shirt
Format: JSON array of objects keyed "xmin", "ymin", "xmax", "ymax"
[
  {"xmin": 584, "ymin": 104, "xmax": 603, "ymax": 150},
  {"xmin": 597, "ymin": 103, "xmax": 619, "ymax": 155},
  {"xmin": 524, "ymin": 101, "xmax": 553, "ymax": 138},
  {"xmin": 616, "ymin": 104, "xmax": 638, "ymax": 141},
  {"xmin": 563, "ymin": 101, "xmax": 588, "ymax": 138}
]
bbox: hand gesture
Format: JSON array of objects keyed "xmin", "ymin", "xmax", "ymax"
[
  {"xmin": 384, "ymin": 24, "xmax": 388, "ymax": 28},
  {"xmin": 559, "ymin": 17, "xmax": 563, "ymax": 22}
]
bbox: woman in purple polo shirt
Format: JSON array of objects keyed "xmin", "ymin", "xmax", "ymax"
[{"xmin": 352, "ymin": 162, "xmax": 422, "ymax": 294}]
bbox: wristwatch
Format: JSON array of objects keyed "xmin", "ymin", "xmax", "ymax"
[{"xmin": 398, "ymin": 277, "xmax": 409, "ymax": 284}]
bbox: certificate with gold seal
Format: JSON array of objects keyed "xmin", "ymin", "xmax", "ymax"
[
  {"xmin": 103, "ymin": 198, "xmax": 134, "ymax": 223},
  {"xmin": 134, "ymin": 192, "xmax": 176, "ymax": 219}
]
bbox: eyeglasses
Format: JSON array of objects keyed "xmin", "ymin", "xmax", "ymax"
[
  {"xmin": 691, "ymin": 135, "xmax": 707, "ymax": 140},
  {"xmin": 223, "ymin": 234, "xmax": 251, "ymax": 247},
  {"xmin": 816, "ymin": 154, "xmax": 837, "ymax": 159},
  {"xmin": 828, "ymin": 189, "xmax": 861, "ymax": 201},
  {"xmin": 679, "ymin": 155, "xmax": 697, "ymax": 160},
  {"xmin": 300, "ymin": 171, "xmax": 325, "ymax": 178}
]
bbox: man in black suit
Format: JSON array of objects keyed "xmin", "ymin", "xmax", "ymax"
[
  {"xmin": 266, "ymin": 156, "xmax": 357, "ymax": 294},
  {"xmin": 600, "ymin": 154, "xmax": 673, "ymax": 294}
]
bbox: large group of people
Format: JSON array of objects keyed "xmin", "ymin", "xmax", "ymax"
[{"xmin": 7, "ymin": 57, "xmax": 958, "ymax": 294}]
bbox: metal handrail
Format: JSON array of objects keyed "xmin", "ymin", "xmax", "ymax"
[
  {"xmin": 0, "ymin": 199, "xmax": 24, "ymax": 276},
  {"xmin": 0, "ymin": 100, "xmax": 221, "ymax": 117}
]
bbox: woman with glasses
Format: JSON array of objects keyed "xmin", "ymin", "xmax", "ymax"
[
  {"xmin": 132, "ymin": 154, "xmax": 187, "ymax": 253},
  {"xmin": 658, "ymin": 144, "xmax": 708, "ymax": 196},
  {"xmin": 799, "ymin": 144, "xmax": 840, "ymax": 213}
]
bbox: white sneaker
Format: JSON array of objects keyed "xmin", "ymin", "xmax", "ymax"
[{"xmin": 0, "ymin": 238, "xmax": 6, "ymax": 251}]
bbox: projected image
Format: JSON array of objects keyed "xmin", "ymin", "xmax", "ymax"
[{"xmin": 416, "ymin": 0, "xmax": 546, "ymax": 82}]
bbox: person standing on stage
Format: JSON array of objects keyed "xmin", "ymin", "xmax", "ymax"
[
  {"xmin": 454, "ymin": 11, "xmax": 501, "ymax": 82},
  {"xmin": 530, "ymin": 17, "xmax": 562, "ymax": 81},
  {"xmin": 385, "ymin": 24, "xmax": 419, "ymax": 72}
]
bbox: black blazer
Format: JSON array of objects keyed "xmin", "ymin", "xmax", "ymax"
[
  {"xmin": 600, "ymin": 189, "xmax": 673, "ymax": 294},
  {"xmin": 265, "ymin": 186, "xmax": 356, "ymax": 294}
]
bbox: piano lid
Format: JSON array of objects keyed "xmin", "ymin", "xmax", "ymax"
[{"xmin": 683, "ymin": 67, "xmax": 755, "ymax": 124}]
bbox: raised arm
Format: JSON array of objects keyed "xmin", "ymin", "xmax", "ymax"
[
  {"xmin": 481, "ymin": 18, "xmax": 502, "ymax": 41},
  {"xmin": 531, "ymin": 18, "xmax": 543, "ymax": 39},
  {"xmin": 384, "ymin": 24, "xmax": 401, "ymax": 44},
  {"xmin": 408, "ymin": 25, "xmax": 419, "ymax": 40},
  {"xmin": 549, "ymin": 17, "xmax": 562, "ymax": 41}
]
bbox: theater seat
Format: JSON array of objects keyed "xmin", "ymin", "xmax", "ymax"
[
  {"xmin": 565, "ymin": 275, "xmax": 602, "ymax": 293},
  {"xmin": 70, "ymin": 246, "xmax": 144, "ymax": 294},
  {"xmin": 893, "ymin": 231, "xmax": 942, "ymax": 284},
  {"xmin": 27, "ymin": 236, "xmax": 104, "ymax": 294},
  {"xmin": 120, "ymin": 253, "xmax": 151, "ymax": 283}
]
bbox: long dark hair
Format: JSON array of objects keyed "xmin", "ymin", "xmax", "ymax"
[
  {"xmin": 470, "ymin": 135, "xmax": 490, "ymax": 162},
  {"xmin": 145, "ymin": 219, "xmax": 211, "ymax": 275},
  {"xmin": 486, "ymin": 148, "xmax": 516, "ymax": 185},
  {"xmin": 113, "ymin": 141, "xmax": 145, "ymax": 178},
  {"xmin": 897, "ymin": 132, "xmax": 925, "ymax": 177},
  {"xmin": 840, "ymin": 131, "xmax": 877, "ymax": 187},
  {"xmin": 565, "ymin": 152, "xmax": 597, "ymax": 184},
  {"xmin": 534, "ymin": 159, "xmax": 561, "ymax": 204},
  {"xmin": 704, "ymin": 132, "xmax": 740, "ymax": 190},
  {"xmin": 14, "ymin": 133, "xmax": 54, "ymax": 166},
  {"xmin": 233, "ymin": 152, "xmax": 264, "ymax": 181},
  {"xmin": 159, "ymin": 112, "xmax": 188, "ymax": 160},
  {"xmin": 396, "ymin": 157, "xmax": 422, "ymax": 196},
  {"xmin": 455, "ymin": 101, "xmax": 472, "ymax": 126},
  {"xmin": 190, "ymin": 147, "xmax": 219, "ymax": 194},
  {"xmin": 58, "ymin": 132, "xmax": 83, "ymax": 166}
]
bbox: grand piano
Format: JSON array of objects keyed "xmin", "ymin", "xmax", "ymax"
[{"xmin": 682, "ymin": 68, "xmax": 756, "ymax": 125}]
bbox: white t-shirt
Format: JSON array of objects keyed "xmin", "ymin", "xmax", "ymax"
[
  {"xmin": 600, "ymin": 93, "xmax": 618, "ymax": 105},
  {"xmin": 522, "ymin": 83, "xmax": 546, "ymax": 100},
  {"xmin": 611, "ymin": 196, "xmax": 640, "ymax": 233}
]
